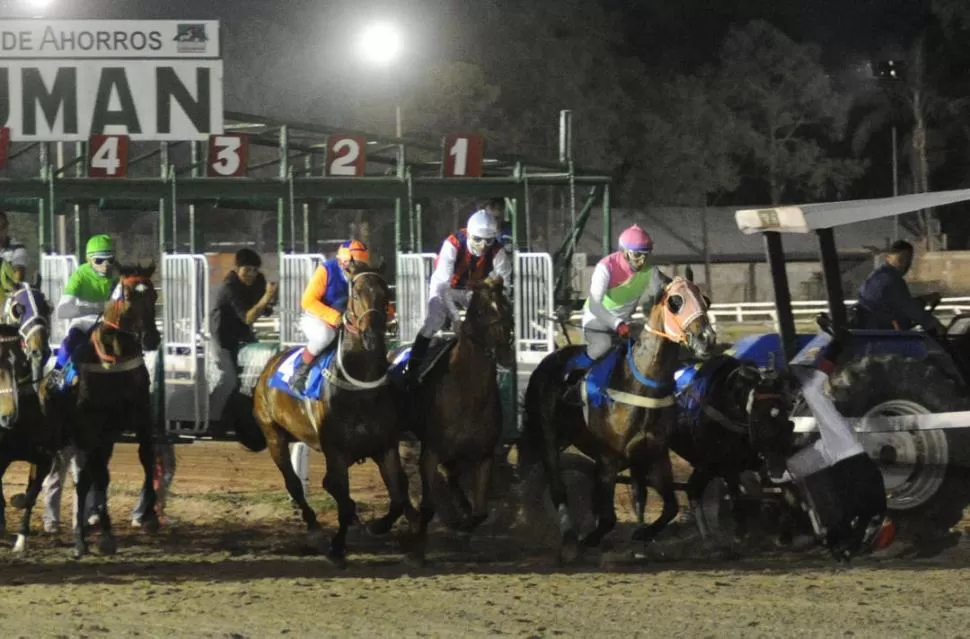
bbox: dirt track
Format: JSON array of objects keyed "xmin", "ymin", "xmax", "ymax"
[{"xmin": 2, "ymin": 443, "xmax": 970, "ymax": 638}]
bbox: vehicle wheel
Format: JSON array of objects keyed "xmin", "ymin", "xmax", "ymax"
[{"xmin": 827, "ymin": 355, "xmax": 970, "ymax": 547}]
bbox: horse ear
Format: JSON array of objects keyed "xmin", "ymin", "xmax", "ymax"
[
  {"xmin": 489, "ymin": 276, "xmax": 504, "ymax": 291},
  {"xmin": 685, "ymin": 266, "xmax": 694, "ymax": 283},
  {"xmin": 32, "ymin": 272, "xmax": 42, "ymax": 289},
  {"xmin": 145, "ymin": 261, "xmax": 157, "ymax": 278}
]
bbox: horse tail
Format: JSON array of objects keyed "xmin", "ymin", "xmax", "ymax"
[{"xmin": 517, "ymin": 357, "xmax": 552, "ymax": 472}]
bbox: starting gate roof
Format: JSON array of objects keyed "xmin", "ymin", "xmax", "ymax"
[{"xmin": 735, "ymin": 188, "xmax": 970, "ymax": 235}]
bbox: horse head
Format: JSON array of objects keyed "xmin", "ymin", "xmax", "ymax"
[
  {"xmin": 465, "ymin": 276, "xmax": 515, "ymax": 369},
  {"xmin": 737, "ymin": 362, "xmax": 796, "ymax": 465},
  {"xmin": 107, "ymin": 263, "xmax": 161, "ymax": 353},
  {"xmin": 0, "ymin": 324, "xmax": 27, "ymax": 429},
  {"xmin": 3, "ymin": 283, "xmax": 52, "ymax": 384},
  {"xmin": 343, "ymin": 260, "xmax": 390, "ymax": 353},
  {"xmin": 648, "ymin": 275, "xmax": 716, "ymax": 360}
]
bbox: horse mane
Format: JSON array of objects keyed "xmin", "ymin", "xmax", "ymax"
[{"xmin": 117, "ymin": 262, "xmax": 157, "ymax": 279}]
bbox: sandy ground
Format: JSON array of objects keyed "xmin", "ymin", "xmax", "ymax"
[{"xmin": 1, "ymin": 442, "xmax": 970, "ymax": 638}]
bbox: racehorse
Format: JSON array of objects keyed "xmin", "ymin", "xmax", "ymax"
[
  {"xmin": 521, "ymin": 275, "xmax": 716, "ymax": 559},
  {"xmin": 40, "ymin": 264, "xmax": 162, "ymax": 558},
  {"xmin": 390, "ymin": 276, "xmax": 514, "ymax": 563},
  {"xmin": 0, "ymin": 299, "xmax": 56, "ymax": 554},
  {"xmin": 658, "ymin": 354, "xmax": 795, "ymax": 543},
  {"xmin": 252, "ymin": 262, "xmax": 415, "ymax": 566}
]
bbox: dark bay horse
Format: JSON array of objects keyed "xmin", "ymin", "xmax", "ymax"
[
  {"xmin": 252, "ymin": 262, "xmax": 415, "ymax": 566},
  {"xmin": 521, "ymin": 275, "xmax": 716, "ymax": 559},
  {"xmin": 391, "ymin": 276, "xmax": 514, "ymax": 562},
  {"xmin": 40, "ymin": 264, "xmax": 162, "ymax": 558},
  {"xmin": 658, "ymin": 355, "xmax": 795, "ymax": 543},
  {"xmin": 0, "ymin": 298, "xmax": 56, "ymax": 553}
]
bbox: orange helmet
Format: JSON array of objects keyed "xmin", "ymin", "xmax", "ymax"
[{"xmin": 336, "ymin": 240, "xmax": 370, "ymax": 265}]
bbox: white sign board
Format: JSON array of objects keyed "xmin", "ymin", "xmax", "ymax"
[
  {"xmin": 0, "ymin": 20, "xmax": 220, "ymax": 58},
  {"xmin": 0, "ymin": 60, "xmax": 224, "ymax": 141}
]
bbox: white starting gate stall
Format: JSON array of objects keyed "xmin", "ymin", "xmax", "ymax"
[
  {"xmin": 161, "ymin": 254, "xmax": 211, "ymax": 436},
  {"xmin": 40, "ymin": 253, "xmax": 78, "ymax": 346}
]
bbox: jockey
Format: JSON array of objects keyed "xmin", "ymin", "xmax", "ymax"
[
  {"xmin": 49, "ymin": 234, "xmax": 119, "ymax": 382},
  {"xmin": 564, "ymin": 224, "xmax": 671, "ymax": 385},
  {"xmin": 406, "ymin": 210, "xmax": 512, "ymax": 386},
  {"xmin": 290, "ymin": 239, "xmax": 370, "ymax": 394}
]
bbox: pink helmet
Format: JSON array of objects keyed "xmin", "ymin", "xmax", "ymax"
[{"xmin": 618, "ymin": 224, "xmax": 653, "ymax": 253}]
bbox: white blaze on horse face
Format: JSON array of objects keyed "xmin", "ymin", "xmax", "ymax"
[{"xmin": 662, "ymin": 277, "xmax": 707, "ymax": 340}]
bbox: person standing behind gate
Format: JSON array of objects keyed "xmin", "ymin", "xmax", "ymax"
[
  {"xmin": 290, "ymin": 240, "xmax": 370, "ymax": 394},
  {"xmin": 0, "ymin": 211, "xmax": 30, "ymax": 284},
  {"xmin": 479, "ymin": 197, "xmax": 513, "ymax": 253},
  {"xmin": 209, "ymin": 248, "xmax": 277, "ymax": 429},
  {"xmin": 406, "ymin": 211, "xmax": 512, "ymax": 387}
]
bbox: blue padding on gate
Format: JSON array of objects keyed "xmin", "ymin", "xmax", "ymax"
[{"xmin": 267, "ymin": 347, "xmax": 336, "ymax": 400}]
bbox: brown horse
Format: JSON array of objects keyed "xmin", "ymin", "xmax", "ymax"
[
  {"xmin": 391, "ymin": 276, "xmax": 514, "ymax": 562},
  {"xmin": 521, "ymin": 275, "xmax": 716, "ymax": 559},
  {"xmin": 40, "ymin": 264, "xmax": 162, "ymax": 558},
  {"xmin": 252, "ymin": 262, "xmax": 415, "ymax": 566}
]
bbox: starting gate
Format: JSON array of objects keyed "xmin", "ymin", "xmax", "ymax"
[
  {"xmin": 40, "ymin": 253, "xmax": 78, "ymax": 345},
  {"xmin": 513, "ymin": 253, "xmax": 555, "ymax": 366},
  {"xmin": 279, "ymin": 253, "xmax": 326, "ymax": 347},
  {"xmin": 396, "ymin": 253, "xmax": 436, "ymax": 345},
  {"xmin": 161, "ymin": 254, "xmax": 211, "ymax": 435}
]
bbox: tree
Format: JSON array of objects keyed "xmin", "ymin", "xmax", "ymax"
[{"xmin": 714, "ymin": 21, "xmax": 865, "ymax": 205}]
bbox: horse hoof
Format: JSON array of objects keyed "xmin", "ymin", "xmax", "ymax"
[
  {"xmin": 139, "ymin": 516, "xmax": 160, "ymax": 534},
  {"xmin": 98, "ymin": 535, "xmax": 117, "ymax": 556},
  {"xmin": 9, "ymin": 493, "xmax": 26, "ymax": 510},
  {"xmin": 405, "ymin": 549, "xmax": 427, "ymax": 568},
  {"xmin": 72, "ymin": 544, "xmax": 88, "ymax": 559},
  {"xmin": 326, "ymin": 549, "xmax": 347, "ymax": 569},
  {"xmin": 12, "ymin": 534, "xmax": 26, "ymax": 554},
  {"xmin": 366, "ymin": 518, "xmax": 394, "ymax": 537},
  {"xmin": 631, "ymin": 526, "xmax": 649, "ymax": 542},
  {"xmin": 308, "ymin": 528, "xmax": 328, "ymax": 552},
  {"xmin": 558, "ymin": 537, "xmax": 581, "ymax": 564}
]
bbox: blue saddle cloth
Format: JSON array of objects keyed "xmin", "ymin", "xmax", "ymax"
[
  {"xmin": 674, "ymin": 355, "xmax": 738, "ymax": 427},
  {"xmin": 267, "ymin": 348, "xmax": 337, "ymax": 400},
  {"xmin": 389, "ymin": 338, "xmax": 457, "ymax": 388},
  {"xmin": 566, "ymin": 348, "xmax": 622, "ymax": 408}
]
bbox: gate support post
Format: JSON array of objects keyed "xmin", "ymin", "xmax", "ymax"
[{"xmin": 764, "ymin": 231, "xmax": 798, "ymax": 364}]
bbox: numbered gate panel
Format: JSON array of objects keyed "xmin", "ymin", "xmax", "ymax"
[
  {"xmin": 88, "ymin": 135, "xmax": 130, "ymax": 178},
  {"xmin": 441, "ymin": 133, "xmax": 484, "ymax": 178},
  {"xmin": 325, "ymin": 135, "xmax": 366, "ymax": 177},
  {"xmin": 207, "ymin": 133, "xmax": 249, "ymax": 177},
  {"xmin": 161, "ymin": 254, "xmax": 211, "ymax": 435}
]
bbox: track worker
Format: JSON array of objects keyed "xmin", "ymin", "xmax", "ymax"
[{"xmin": 856, "ymin": 240, "xmax": 944, "ymax": 334}]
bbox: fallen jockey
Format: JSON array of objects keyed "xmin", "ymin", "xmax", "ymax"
[
  {"xmin": 289, "ymin": 240, "xmax": 370, "ymax": 395},
  {"xmin": 562, "ymin": 224, "xmax": 671, "ymax": 398},
  {"xmin": 406, "ymin": 209, "xmax": 511, "ymax": 387},
  {"xmin": 777, "ymin": 329, "xmax": 895, "ymax": 560},
  {"xmin": 48, "ymin": 234, "xmax": 119, "ymax": 390}
]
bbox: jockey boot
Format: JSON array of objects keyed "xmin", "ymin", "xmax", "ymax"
[
  {"xmin": 406, "ymin": 335, "xmax": 431, "ymax": 388},
  {"xmin": 290, "ymin": 352, "xmax": 319, "ymax": 395},
  {"xmin": 561, "ymin": 351, "xmax": 595, "ymax": 402}
]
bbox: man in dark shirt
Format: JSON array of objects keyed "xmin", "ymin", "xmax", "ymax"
[
  {"xmin": 209, "ymin": 248, "xmax": 277, "ymax": 424},
  {"xmin": 856, "ymin": 240, "xmax": 944, "ymax": 333}
]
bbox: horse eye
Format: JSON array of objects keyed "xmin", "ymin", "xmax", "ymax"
[{"xmin": 667, "ymin": 295, "xmax": 684, "ymax": 314}]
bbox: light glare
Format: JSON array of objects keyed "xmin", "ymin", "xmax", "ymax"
[{"xmin": 358, "ymin": 22, "xmax": 402, "ymax": 67}]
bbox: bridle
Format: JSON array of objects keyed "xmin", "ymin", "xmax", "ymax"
[
  {"xmin": 326, "ymin": 270, "xmax": 390, "ymax": 391},
  {"xmin": 3, "ymin": 283, "xmax": 50, "ymax": 350},
  {"xmin": 87, "ymin": 275, "xmax": 155, "ymax": 371}
]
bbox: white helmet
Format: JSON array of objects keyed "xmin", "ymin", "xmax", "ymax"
[{"xmin": 466, "ymin": 210, "xmax": 498, "ymax": 257}]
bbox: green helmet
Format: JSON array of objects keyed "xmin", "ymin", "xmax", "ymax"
[{"xmin": 86, "ymin": 234, "xmax": 114, "ymax": 259}]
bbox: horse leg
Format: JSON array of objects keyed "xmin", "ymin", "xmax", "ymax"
[
  {"xmin": 410, "ymin": 445, "xmax": 439, "ymax": 564},
  {"xmin": 630, "ymin": 465, "xmax": 650, "ymax": 541},
  {"xmin": 367, "ymin": 446, "xmax": 417, "ymax": 537},
  {"xmin": 133, "ymin": 418, "xmax": 159, "ymax": 532},
  {"xmin": 443, "ymin": 462, "xmax": 473, "ymax": 528},
  {"xmin": 320, "ymin": 449, "xmax": 356, "ymax": 567},
  {"xmin": 92, "ymin": 445, "xmax": 117, "ymax": 556},
  {"xmin": 725, "ymin": 472, "xmax": 748, "ymax": 542},
  {"xmin": 685, "ymin": 467, "xmax": 713, "ymax": 541},
  {"xmin": 13, "ymin": 456, "xmax": 51, "ymax": 554},
  {"xmin": 637, "ymin": 454, "xmax": 679, "ymax": 544},
  {"xmin": 0, "ymin": 456, "xmax": 10, "ymax": 534},
  {"xmin": 461, "ymin": 456, "xmax": 492, "ymax": 533},
  {"xmin": 72, "ymin": 459, "xmax": 93, "ymax": 558},
  {"xmin": 580, "ymin": 459, "xmax": 618, "ymax": 549},
  {"xmin": 266, "ymin": 427, "xmax": 324, "ymax": 551}
]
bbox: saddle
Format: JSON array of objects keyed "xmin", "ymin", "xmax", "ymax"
[
  {"xmin": 267, "ymin": 347, "xmax": 338, "ymax": 401},
  {"xmin": 389, "ymin": 337, "xmax": 457, "ymax": 387}
]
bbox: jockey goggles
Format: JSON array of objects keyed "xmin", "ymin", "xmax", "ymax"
[{"xmin": 469, "ymin": 234, "xmax": 496, "ymax": 246}]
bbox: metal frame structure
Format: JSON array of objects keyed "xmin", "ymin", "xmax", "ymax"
[{"xmin": 0, "ymin": 110, "xmax": 611, "ymax": 438}]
